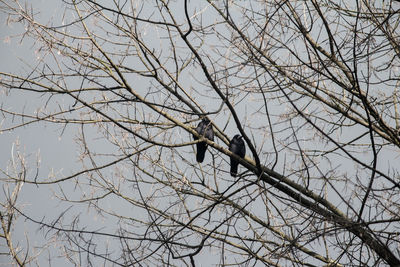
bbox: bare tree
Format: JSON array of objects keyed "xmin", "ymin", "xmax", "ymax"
[{"xmin": 1, "ymin": 0, "xmax": 400, "ymax": 266}]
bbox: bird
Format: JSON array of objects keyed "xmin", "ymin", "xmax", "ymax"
[
  {"xmin": 229, "ymin": 134, "xmax": 246, "ymax": 177},
  {"xmin": 193, "ymin": 118, "xmax": 214, "ymax": 163}
]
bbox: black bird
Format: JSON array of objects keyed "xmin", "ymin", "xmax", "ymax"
[
  {"xmin": 229, "ymin": 135, "xmax": 246, "ymax": 177},
  {"xmin": 193, "ymin": 118, "xmax": 214, "ymax": 163}
]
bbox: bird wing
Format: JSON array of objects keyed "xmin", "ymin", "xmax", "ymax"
[
  {"xmin": 193, "ymin": 121, "xmax": 205, "ymax": 139},
  {"xmin": 205, "ymin": 124, "xmax": 214, "ymax": 141},
  {"xmin": 239, "ymin": 139, "xmax": 246, "ymax": 157}
]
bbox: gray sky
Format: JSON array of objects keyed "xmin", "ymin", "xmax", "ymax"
[{"xmin": 2, "ymin": 1, "xmax": 400, "ymax": 266}]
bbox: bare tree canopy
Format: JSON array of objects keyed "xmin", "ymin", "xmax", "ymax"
[{"xmin": 1, "ymin": 0, "xmax": 400, "ymax": 266}]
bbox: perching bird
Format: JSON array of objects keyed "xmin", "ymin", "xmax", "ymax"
[
  {"xmin": 229, "ymin": 135, "xmax": 246, "ymax": 177},
  {"xmin": 193, "ymin": 118, "xmax": 214, "ymax": 163}
]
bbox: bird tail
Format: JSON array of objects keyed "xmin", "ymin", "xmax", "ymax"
[
  {"xmin": 230, "ymin": 161, "xmax": 238, "ymax": 177},
  {"xmin": 196, "ymin": 143, "xmax": 207, "ymax": 163}
]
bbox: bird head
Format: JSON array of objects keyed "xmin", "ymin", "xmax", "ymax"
[
  {"xmin": 234, "ymin": 134, "xmax": 242, "ymax": 140},
  {"xmin": 202, "ymin": 117, "xmax": 210, "ymax": 124}
]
